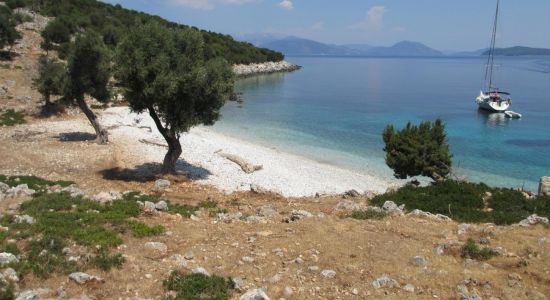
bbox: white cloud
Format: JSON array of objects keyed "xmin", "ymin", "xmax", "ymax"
[
  {"xmin": 170, "ymin": 0, "xmax": 214, "ymax": 10},
  {"xmin": 278, "ymin": 0, "xmax": 293, "ymax": 10},
  {"xmin": 310, "ymin": 21, "xmax": 324, "ymax": 31},
  {"xmin": 350, "ymin": 6, "xmax": 386, "ymax": 32}
]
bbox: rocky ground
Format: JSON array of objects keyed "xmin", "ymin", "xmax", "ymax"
[{"xmin": 0, "ymin": 11, "xmax": 549, "ymax": 300}]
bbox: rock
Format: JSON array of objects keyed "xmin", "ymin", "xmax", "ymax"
[
  {"xmin": 308, "ymin": 266, "xmax": 319, "ymax": 272},
  {"xmin": 408, "ymin": 209, "xmax": 451, "ymax": 221},
  {"xmin": 320, "ymin": 270, "xmax": 336, "ymax": 279},
  {"xmin": 250, "ymin": 184, "xmax": 269, "ymax": 194},
  {"xmin": 268, "ymin": 274, "xmax": 281, "ymax": 283},
  {"xmin": 155, "ymin": 179, "xmax": 171, "ymax": 189},
  {"xmin": 241, "ymin": 256, "xmax": 255, "ymax": 263},
  {"xmin": 351, "ymin": 288, "xmax": 359, "ymax": 295},
  {"xmin": 239, "ymin": 288, "xmax": 270, "ymax": 300},
  {"xmin": 3, "ymin": 268, "xmax": 19, "ymax": 282},
  {"xmin": 283, "ymin": 287, "xmax": 293, "ymax": 297},
  {"xmin": 234, "ymin": 61, "xmax": 300, "ymax": 77},
  {"xmin": 92, "ymin": 191, "xmax": 121, "ymax": 203},
  {"xmin": 184, "ymin": 251, "xmax": 194, "ymax": 260},
  {"xmin": 372, "ymin": 275, "xmax": 400, "ymax": 289},
  {"xmin": 15, "ymin": 290, "xmax": 41, "ymax": 300},
  {"xmin": 246, "ymin": 216, "xmax": 267, "ymax": 223},
  {"xmin": 403, "ymin": 284, "xmax": 415, "ymax": 293},
  {"xmin": 526, "ymin": 289, "xmax": 548, "ymax": 300},
  {"xmin": 344, "ymin": 189, "xmax": 361, "ymax": 198},
  {"xmin": 0, "ymin": 252, "xmax": 19, "ymax": 265},
  {"xmin": 144, "ymin": 242, "xmax": 168, "ymax": 259},
  {"xmin": 155, "ymin": 200, "xmax": 168, "ymax": 211},
  {"xmin": 68, "ymin": 272, "xmax": 104, "ymax": 284},
  {"xmin": 191, "ymin": 267, "xmax": 210, "ymax": 277},
  {"xmin": 141, "ymin": 201, "xmax": 158, "ymax": 214},
  {"xmin": 519, "ymin": 214, "xmax": 549, "ymax": 226},
  {"xmin": 6, "ymin": 184, "xmax": 35, "ymax": 198},
  {"xmin": 14, "ymin": 215, "xmax": 35, "ymax": 224},
  {"xmin": 538, "ymin": 176, "xmax": 550, "ymax": 196},
  {"xmin": 0, "ymin": 182, "xmax": 9, "ymax": 193},
  {"xmin": 216, "ymin": 212, "xmax": 243, "ymax": 222},
  {"xmin": 232, "ymin": 277, "xmax": 244, "ymax": 291},
  {"xmin": 382, "ymin": 201, "xmax": 404, "ymax": 214},
  {"xmin": 458, "ymin": 223, "xmax": 471, "ymax": 235},
  {"xmin": 334, "ymin": 200, "xmax": 368, "ymax": 211},
  {"xmin": 410, "ymin": 256, "xmax": 427, "ymax": 267},
  {"xmin": 257, "ymin": 205, "xmax": 277, "ymax": 218},
  {"xmin": 170, "ymin": 254, "xmax": 188, "ymax": 268},
  {"xmin": 285, "ymin": 209, "xmax": 313, "ymax": 222},
  {"xmin": 61, "ymin": 185, "xmax": 85, "ymax": 197}
]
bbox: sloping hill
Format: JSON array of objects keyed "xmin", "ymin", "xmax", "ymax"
[
  {"xmin": 261, "ymin": 37, "xmax": 362, "ymax": 56},
  {"xmin": 484, "ymin": 46, "xmax": 550, "ymax": 56},
  {"xmin": 367, "ymin": 41, "xmax": 443, "ymax": 57}
]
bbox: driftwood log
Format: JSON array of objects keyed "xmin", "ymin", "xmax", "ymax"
[{"xmin": 219, "ymin": 152, "xmax": 263, "ymax": 174}]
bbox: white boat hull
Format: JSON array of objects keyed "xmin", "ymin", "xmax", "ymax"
[{"xmin": 475, "ymin": 91, "xmax": 510, "ymax": 112}]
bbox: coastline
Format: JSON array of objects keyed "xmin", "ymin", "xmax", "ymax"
[
  {"xmin": 233, "ymin": 60, "xmax": 301, "ymax": 77},
  {"xmin": 101, "ymin": 107, "xmax": 393, "ymax": 197}
]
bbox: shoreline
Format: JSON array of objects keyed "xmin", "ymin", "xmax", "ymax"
[
  {"xmin": 101, "ymin": 107, "xmax": 394, "ymax": 197},
  {"xmin": 233, "ymin": 60, "xmax": 301, "ymax": 77}
]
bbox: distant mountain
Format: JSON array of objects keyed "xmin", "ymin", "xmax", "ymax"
[
  {"xmin": 260, "ymin": 37, "xmax": 363, "ymax": 56},
  {"xmin": 236, "ymin": 33, "xmax": 287, "ymax": 47},
  {"xmin": 366, "ymin": 41, "xmax": 443, "ymax": 57},
  {"xmin": 483, "ymin": 46, "xmax": 550, "ymax": 56},
  {"xmin": 450, "ymin": 48, "xmax": 489, "ymax": 57},
  {"xmin": 342, "ymin": 43, "xmax": 373, "ymax": 52}
]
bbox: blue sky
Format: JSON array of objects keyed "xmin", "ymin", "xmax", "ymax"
[{"xmin": 101, "ymin": 0, "xmax": 550, "ymax": 51}]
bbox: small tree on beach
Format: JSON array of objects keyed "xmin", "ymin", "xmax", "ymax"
[
  {"xmin": 114, "ymin": 22, "xmax": 234, "ymax": 173},
  {"xmin": 383, "ymin": 118, "xmax": 452, "ymax": 182},
  {"xmin": 65, "ymin": 31, "xmax": 111, "ymax": 144}
]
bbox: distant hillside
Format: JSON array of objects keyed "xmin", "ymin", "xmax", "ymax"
[
  {"xmin": 451, "ymin": 48, "xmax": 489, "ymax": 57},
  {"xmin": 260, "ymin": 37, "xmax": 363, "ymax": 56},
  {"xmin": 254, "ymin": 36, "xmax": 442, "ymax": 57},
  {"xmin": 483, "ymin": 46, "xmax": 550, "ymax": 56},
  {"xmin": 366, "ymin": 41, "xmax": 443, "ymax": 57}
]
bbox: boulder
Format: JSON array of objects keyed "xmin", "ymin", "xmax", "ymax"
[
  {"xmin": 14, "ymin": 215, "xmax": 35, "ymax": 224},
  {"xmin": 239, "ymin": 288, "xmax": 270, "ymax": 300},
  {"xmin": 155, "ymin": 179, "xmax": 171, "ymax": 189},
  {"xmin": 61, "ymin": 185, "xmax": 85, "ymax": 197},
  {"xmin": 285, "ymin": 209, "xmax": 313, "ymax": 222},
  {"xmin": 539, "ymin": 176, "xmax": 550, "ymax": 196},
  {"xmin": 144, "ymin": 242, "xmax": 168, "ymax": 259},
  {"xmin": 0, "ymin": 252, "xmax": 19, "ymax": 265},
  {"xmin": 15, "ymin": 290, "xmax": 41, "ymax": 300},
  {"xmin": 155, "ymin": 200, "xmax": 168, "ymax": 211},
  {"xmin": 68, "ymin": 272, "xmax": 104, "ymax": 284},
  {"xmin": 372, "ymin": 275, "xmax": 400, "ymax": 289},
  {"xmin": 0, "ymin": 182, "xmax": 9, "ymax": 193},
  {"xmin": 410, "ymin": 256, "xmax": 427, "ymax": 267},
  {"xmin": 320, "ymin": 270, "xmax": 336, "ymax": 278},
  {"xmin": 6, "ymin": 184, "xmax": 35, "ymax": 198},
  {"xmin": 141, "ymin": 201, "xmax": 158, "ymax": 214},
  {"xmin": 519, "ymin": 214, "xmax": 549, "ymax": 226},
  {"xmin": 92, "ymin": 191, "xmax": 121, "ymax": 203},
  {"xmin": 382, "ymin": 201, "xmax": 404, "ymax": 214},
  {"xmin": 256, "ymin": 205, "xmax": 277, "ymax": 218},
  {"xmin": 344, "ymin": 189, "xmax": 361, "ymax": 198}
]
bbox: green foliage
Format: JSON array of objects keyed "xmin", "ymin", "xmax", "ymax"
[
  {"xmin": 66, "ymin": 31, "xmax": 111, "ymax": 103},
  {"xmin": 168, "ymin": 204, "xmax": 199, "ymax": 218},
  {"xmin": 33, "ymin": 56, "xmax": 67, "ymax": 104},
  {"xmin": 41, "ymin": 18, "xmax": 72, "ymax": 49},
  {"xmin": 383, "ymin": 119, "xmax": 452, "ymax": 181},
  {"xmin": 0, "ymin": 175, "xmax": 73, "ymax": 192},
  {"xmin": 0, "ymin": 280, "xmax": 14, "ymax": 300},
  {"xmin": 163, "ymin": 271, "xmax": 233, "ymax": 300},
  {"xmin": 0, "ymin": 109, "xmax": 25, "ymax": 126},
  {"xmin": 350, "ymin": 210, "xmax": 387, "ymax": 220},
  {"xmin": 198, "ymin": 200, "xmax": 218, "ymax": 209},
  {"xmin": 5, "ymin": 0, "xmax": 26, "ymax": 9},
  {"xmin": 461, "ymin": 238, "xmax": 498, "ymax": 261},
  {"xmin": 91, "ymin": 249, "xmax": 125, "ymax": 271},
  {"xmin": 128, "ymin": 221, "xmax": 165, "ymax": 238},
  {"xmin": 0, "ymin": 6, "xmax": 21, "ymax": 49},
  {"xmin": 370, "ymin": 180, "xmax": 550, "ymax": 225}
]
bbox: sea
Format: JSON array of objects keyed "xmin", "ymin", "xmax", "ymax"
[{"xmin": 212, "ymin": 56, "xmax": 550, "ymax": 192}]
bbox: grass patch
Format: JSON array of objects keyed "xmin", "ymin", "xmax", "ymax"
[
  {"xmin": 128, "ymin": 221, "xmax": 164, "ymax": 238},
  {"xmin": 0, "ymin": 109, "xmax": 25, "ymax": 126},
  {"xmin": 91, "ymin": 250, "xmax": 125, "ymax": 271},
  {"xmin": 164, "ymin": 271, "xmax": 233, "ymax": 300},
  {"xmin": 168, "ymin": 204, "xmax": 199, "ymax": 218},
  {"xmin": 349, "ymin": 210, "xmax": 387, "ymax": 220},
  {"xmin": 370, "ymin": 180, "xmax": 550, "ymax": 225},
  {"xmin": 0, "ymin": 281, "xmax": 15, "ymax": 300},
  {"xmin": 0, "ymin": 64, "xmax": 10, "ymax": 69},
  {"xmin": 198, "ymin": 200, "xmax": 218, "ymax": 209},
  {"xmin": 461, "ymin": 238, "xmax": 498, "ymax": 261},
  {"xmin": 0, "ymin": 175, "xmax": 74, "ymax": 191},
  {"xmin": 209, "ymin": 208, "xmax": 228, "ymax": 218}
]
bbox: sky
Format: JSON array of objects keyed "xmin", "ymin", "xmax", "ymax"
[{"xmin": 101, "ymin": 0, "xmax": 550, "ymax": 51}]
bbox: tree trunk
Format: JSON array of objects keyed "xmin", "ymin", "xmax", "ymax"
[
  {"xmin": 147, "ymin": 106, "xmax": 182, "ymax": 174},
  {"xmin": 162, "ymin": 135, "xmax": 182, "ymax": 174},
  {"xmin": 76, "ymin": 97, "xmax": 109, "ymax": 144}
]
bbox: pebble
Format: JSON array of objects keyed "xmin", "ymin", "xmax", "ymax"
[
  {"xmin": 403, "ymin": 284, "xmax": 415, "ymax": 293},
  {"xmin": 68, "ymin": 272, "xmax": 104, "ymax": 284},
  {"xmin": 242, "ymin": 256, "xmax": 255, "ymax": 263},
  {"xmin": 372, "ymin": 275, "xmax": 400, "ymax": 289},
  {"xmin": 410, "ymin": 256, "xmax": 427, "ymax": 267},
  {"xmin": 239, "ymin": 288, "xmax": 270, "ymax": 300},
  {"xmin": 320, "ymin": 270, "xmax": 336, "ymax": 279},
  {"xmin": 154, "ymin": 179, "xmax": 171, "ymax": 189}
]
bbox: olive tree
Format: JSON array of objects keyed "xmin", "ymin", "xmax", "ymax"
[
  {"xmin": 383, "ymin": 118, "xmax": 452, "ymax": 182},
  {"xmin": 115, "ymin": 22, "xmax": 234, "ymax": 173},
  {"xmin": 33, "ymin": 56, "xmax": 67, "ymax": 107},
  {"xmin": 0, "ymin": 6, "xmax": 21, "ymax": 51},
  {"xmin": 65, "ymin": 32, "xmax": 111, "ymax": 144}
]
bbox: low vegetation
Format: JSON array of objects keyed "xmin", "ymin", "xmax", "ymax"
[
  {"xmin": 461, "ymin": 238, "xmax": 498, "ymax": 261},
  {"xmin": 0, "ymin": 109, "xmax": 25, "ymax": 126},
  {"xmin": 349, "ymin": 210, "xmax": 387, "ymax": 220},
  {"xmin": 0, "ymin": 175, "xmax": 73, "ymax": 190},
  {"xmin": 163, "ymin": 271, "xmax": 234, "ymax": 300},
  {"xmin": 370, "ymin": 180, "xmax": 550, "ymax": 225}
]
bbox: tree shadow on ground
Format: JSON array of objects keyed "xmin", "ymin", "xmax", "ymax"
[
  {"xmin": 57, "ymin": 132, "xmax": 97, "ymax": 142},
  {"xmin": 37, "ymin": 103, "xmax": 66, "ymax": 118},
  {"xmin": 99, "ymin": 161, "xmax": 212, "ymax": 183},
  {"xmin": 0, "ymin": 51, "xmax": 19, "ymax": 61}
]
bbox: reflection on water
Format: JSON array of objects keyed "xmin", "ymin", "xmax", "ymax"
[
  {"xmin": 477, "ymin": 110, "xmax": 509, "ymax": 128},
  {"xmin": 236, "ymin": 72, "xmax": 287, "ymax": 90}
]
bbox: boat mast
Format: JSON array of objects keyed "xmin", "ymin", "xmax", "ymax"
[{"xmin": 484, "ymin": 0, "xmax": 500, "ymax": 92}]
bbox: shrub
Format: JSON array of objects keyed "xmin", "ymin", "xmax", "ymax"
[
  {"xmin": 383, "ymin": 119, "xmax": 452, "ymax": 181},
  {"xmin": 461, "ymin": 238, "xmax": 498, "ymax": 261},
  {"xmin": 0, "ymin": 109, "xmax": 25, "ymax": 126},
  {"xmin": 91, "ymin": 250, "xmax": 125, "ymax": 271},
  {"xmin": 128, "ymin": 221, "xmax": 165, "ymax": 238},
  {"xmin": 163, "ymin": 271, "xmax": 233, "ymax": 300},
  {"xmin": 350, "ymin": 210, "xmax": 387, "ymax": 220}
]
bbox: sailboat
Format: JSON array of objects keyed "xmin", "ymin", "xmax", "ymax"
[{"xmin": 475, "ymin": 0, "xmax": 512, "ymax": 112}]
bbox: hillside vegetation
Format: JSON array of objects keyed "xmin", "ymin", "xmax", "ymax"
[{"xmin": 13, "ymin": 0, "xmax": 284, "ymax": 64}]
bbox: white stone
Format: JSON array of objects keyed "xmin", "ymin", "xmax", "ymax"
[
  {"xmin": 239, "ymin": 288, "xmax": 270, "ymax": 300},
  {"xmin": 0, "ymin": 252, "xmax": 19, "ymax": 265},
  {"xmin": 155, "ymin": 179, "xmax": 171, "ymax": 189},
  {"xmin": 320, "ymin": 270, "xmax": 336, "ymax": 278},
  {"xmin": 68, "ymin": 272, "xmax": 104, "ymax": 284},
  {"xmin": 191, "ymin": 267, "xmax": 210, "ymax": 277},
  {"xmin": 519, "ymin": 214, "xmax": 549, "ymax": 226},
  {"xmin": 15, "ymin": 290, "xmax": 41, "ymax": 300}
]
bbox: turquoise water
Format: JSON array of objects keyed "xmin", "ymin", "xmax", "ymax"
[{"xmin": 212, "ymin": 56, "xmax": 550, "ymax": 191}]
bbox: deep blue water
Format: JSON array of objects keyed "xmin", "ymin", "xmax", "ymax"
[{"xmin": 212, "ymin": 56, "xmax": 550, "ymax": 191}]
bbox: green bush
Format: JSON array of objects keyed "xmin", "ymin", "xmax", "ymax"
[
  {"xmin": 128, "ymin": 221, "xmax": 164, "ymax": 238},
  {"xmin": 164, "ymin": 271, "xmax": 233, "ymax": 300},
  {"xmin": 461, "ymin": 238, "xmax": 498, "ymax": 261},
  {"xmin": 91, "ymin": 250, "xmax": 125, "ymax": 271},
  {"xmin": 370, "ymin": 180, "xmax": 549, "ymax": 225},
  {"xmin": 0, "ymin": 174, "xmax": 73, "ymax": 191},
  {"xmin": 0, "ymin": 109, "xmax": 25, "ymax": 126},
  {"xmin": 350, "ymin": 210, "xmax": 387, "ymax": 220}
]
